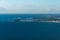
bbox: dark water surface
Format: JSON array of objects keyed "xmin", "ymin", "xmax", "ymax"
[
  {"xmin": 0, "ymin": 22, "xmax": 60, "ymax": 40},
  {"xmin": 0, "ymin": 14, "xmax": 60, "ymax": 40}
]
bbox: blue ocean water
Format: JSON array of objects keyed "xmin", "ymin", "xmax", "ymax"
[{"xmin": 0, "ymin": 14, "xmax": 60, "ymax": 40}]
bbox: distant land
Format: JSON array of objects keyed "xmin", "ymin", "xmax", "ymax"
[{"xmin": 7, "ymin": 15, "xmax": 60, "ymax": 23}]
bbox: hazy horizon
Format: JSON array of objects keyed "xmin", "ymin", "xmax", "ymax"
[{"xmin": 0, "ymin": 0, "xmax": 59, "ymax": 13}]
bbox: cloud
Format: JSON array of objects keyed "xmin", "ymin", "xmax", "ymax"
[{"xmin": 0, "ymin": 0, "xmax": 59, "ymax": 13}]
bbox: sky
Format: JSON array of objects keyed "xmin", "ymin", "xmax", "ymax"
[{"xmin": 0, "ymin": 0, "xmax": 59, "ymax": 13}]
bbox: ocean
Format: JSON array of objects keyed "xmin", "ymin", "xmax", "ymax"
[{"xmin": 0, "ymin": 14, "xmax": 60, "ymax": 40}]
